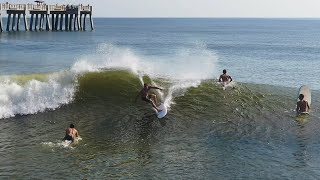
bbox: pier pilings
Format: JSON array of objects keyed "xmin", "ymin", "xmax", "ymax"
[
  {"xmin": 0, "ymin": 13, "xmax": 3, "ymax": 32},
  {"xmin": 0, "ymin": 3, "xmax": 94, "ymax": 33}
]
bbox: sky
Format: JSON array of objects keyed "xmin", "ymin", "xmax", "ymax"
[{"xmin": 1, "ymin": 0, "xmax": 320, "ymax": 18}]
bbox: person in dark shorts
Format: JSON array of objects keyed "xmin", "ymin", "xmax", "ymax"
[
  {"xmin": 296, "ymin": 94, "xmax": 310, "ymax": 114},
  {"xmin": 219, "ymin": 69, "xmax": 233, "ymax": 83},
  {"xmin": 63, "ymin": 124, "xmax": 79, "ymax": 142},
  {"xmin": 135, "ymin": 83, "xmax": 163, "ymax": 112}
]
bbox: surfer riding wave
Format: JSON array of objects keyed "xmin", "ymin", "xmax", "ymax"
[{"xmin": 135, "ymin": 83, "xmax": 163, "ymax": 112}]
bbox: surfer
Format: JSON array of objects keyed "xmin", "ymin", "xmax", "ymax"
[
  {"xmin": 296, "ymin": 94, "xmax": 310, "ymax": 114},
  {"xmin": 63, "ymin": 124, "xmax": 79, "ymax": 142},
  {"xmin": 219, "ymin": 69, "xmax": 233, "ymax": 83},
  {"xmin": 135, "ymin": 83, "xmax": 163, "ymax": 112}
]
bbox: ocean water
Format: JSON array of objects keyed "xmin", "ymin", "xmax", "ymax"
[{"xmin": 1, "ymin": 18, "xmax": 320, "ymax": 179}]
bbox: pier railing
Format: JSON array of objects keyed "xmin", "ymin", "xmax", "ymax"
[
  {"xmin": 0, "ymin": 3, "xmax": 94, "ymax": 32},
  {"xmin": 0, "ymin": 3, "xmax": 92, "ymax": 12}
]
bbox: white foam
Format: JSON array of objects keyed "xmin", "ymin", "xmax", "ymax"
[
  {"xmin": 0, "ymin": 71, "xmax": 76, "ymax": 119},
  {"xmin": 71, "ymin": 44, "xmax": 142, "ymax": 74},
  {"xmin": 0, "ymin": 43, "xmax": 218, "ymax": 119},
  {"xmin": 70, "ymin": 43, "xmax": 219, "ymax": 108},
  {"xmin": 41, "ymin": 137, "xmax": 82, "ymax": 150},
  {"xmin": 41, "ymin": 141, "xmax": 73, "ymax": 149},
  {"xmin": 164, "ymin": 80, "xmax": 202, "ymax": 108},
  {"xmin": 72, "ymin": 43, "xmax": 218, "ymax": 80}
]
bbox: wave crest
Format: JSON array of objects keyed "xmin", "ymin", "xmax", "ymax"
[{"xmin": 0, "ymin": 43, "xmax": 218, "ymax": 119}]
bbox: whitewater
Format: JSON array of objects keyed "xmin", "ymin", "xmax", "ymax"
[{"xmin": 0, "ymin": 43, "xmax": 218, "ymax": 119}]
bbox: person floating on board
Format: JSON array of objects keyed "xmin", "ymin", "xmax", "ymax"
[
  {"xmin": 135, "ymin": 83, "xmax": 163, "ymax": 112},
  {"xmin": 63, "ymin": 124, "xmax": 79, "ymax": 142},
  {"xmin": 296, "ymin": 94, "xmax": 310, "ymax": 114},
  {"xmin": 219, "ymin": 69, "xmax": 233, "ymax": 83}
]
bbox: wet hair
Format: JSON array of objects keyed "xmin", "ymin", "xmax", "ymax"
[
  {"xmin": 298, "ymin": 94, "xmax": 304, "ymax": 100},
  {"xmin": 223, "ymin": 69, "xmax": 227, "ymax": 74},
  {"xmin": 70, "ymin": 124, "xmax": 75, "ymax": 128},
  {"xmin": 144, "ymin": 83, "xmax": 148, "ymax": 87}
]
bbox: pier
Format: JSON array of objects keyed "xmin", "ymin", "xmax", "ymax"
[{"xmin": 0, "ymin": 1, "xmax": 94, "ymax": 32}]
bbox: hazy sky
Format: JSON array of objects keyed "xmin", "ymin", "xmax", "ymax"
[{"xmin": 1, "ymin": 0, "xmax": 320, "ymax": 18}]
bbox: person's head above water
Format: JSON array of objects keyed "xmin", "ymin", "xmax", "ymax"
[
  {"xmin": 144, "ymin": 83, "xmax": 148, "ymax": 88},
  {"xmin": 70, "ymin": 124, "xmax": 75, "ymax": 128},
  {"xmin": 298, "ymin": 94, "xmax": 304, "ymax": 100},
  {"xmin": 223, "ymin": 69, "xmax": 227, "ymax": 74}
]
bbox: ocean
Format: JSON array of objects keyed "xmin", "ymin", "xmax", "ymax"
[{"xmin": 1, "ymin": 18, "xmax": 320, "ymax": 179}]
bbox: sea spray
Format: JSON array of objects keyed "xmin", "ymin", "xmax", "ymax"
[
  {"xmin": 0, "ymin": 43, "xmax": 218, "ymax": 119},
  {"xmin": 72, "ymin": 43, "xmax": 219, "ymax": 107},
  {"xmin": 0, "ymin": 71, "xmax": 76, "ymax": 119}
]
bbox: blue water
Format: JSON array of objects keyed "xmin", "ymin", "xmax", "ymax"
[
  {"xmin": 1, "ymin": 18, "xmax": 320, "ymax": 179},
  {"xmin": 1, "ymin": 18, "xmax": 320, "ymax": 89}
]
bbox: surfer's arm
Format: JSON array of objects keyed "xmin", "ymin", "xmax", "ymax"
[
  {"xmin": 75, "ymin": 131, "xmax": 79, "ymax": 137},
  {"xmin": 296, "ymin": 102, "xmax": 300, "ymax": 113},
  {"xmin": 229, "ymin": 76, "xmax": 233, "ymax": 82},
  {"xmin": 218, "ymin": 75, "xmax": 222, "ymax": 82}
]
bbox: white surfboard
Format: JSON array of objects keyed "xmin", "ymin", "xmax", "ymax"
[
  {"xmin": 297, "ymin": 85, "xmax": 311, "ymax": 114},
  {"xmin": 154, "ymin": 103, "xmax": 167, "ymax": 118}
]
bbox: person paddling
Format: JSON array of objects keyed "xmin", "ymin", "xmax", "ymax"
[
  {"xmin": 63, "ymin": 124, "xmax": 79, "ymax": 142},
  {"xmin": 219, "ymin": 69, "xmax": 233, "ymax": 83},
  {"xmin": 296, "ymin": 94, "xmax": 310, "ymax": 114}
]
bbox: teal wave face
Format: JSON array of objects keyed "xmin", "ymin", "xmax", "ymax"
[
  {"xmin": 74, "ymin": 69, "xmax": 310, "ymax": 125},
  {"xmin": 3, "ymin": 69, "xmax": 320, "ymax": 128},
  {"xmin": 71, "ymin": 70, "xmax": 320, "ymax": 146},
  {"xmin": 75, "ymin": 70, "xmax": 143, "ymax": 102}
]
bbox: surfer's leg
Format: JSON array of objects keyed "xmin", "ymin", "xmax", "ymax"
[
  {"xmin": 149, "ymin": 94, "xmax": 158, "ymax": 105},
  {"xmin": 150, "ymin": 101, "xmax": 161, "ymax": 112}
]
